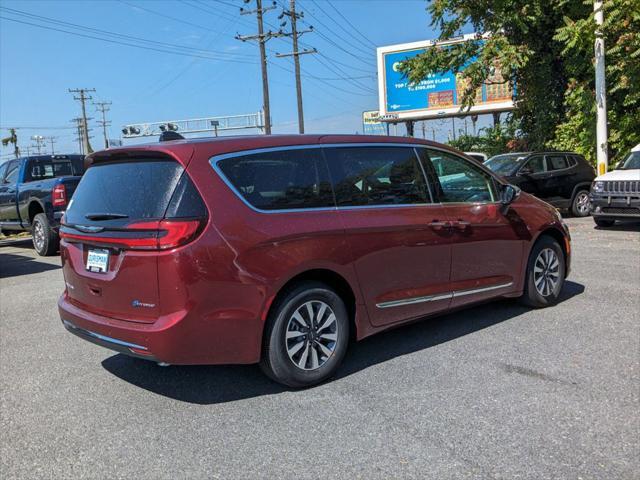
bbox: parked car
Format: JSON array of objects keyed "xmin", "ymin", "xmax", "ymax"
[
  {"xmin": 464, "ymin": 151, "xmax": 488, "ymax": 163},
  {"xmin": 58, "ymin": 135, "xmax": 571, "ymax": 388},
  {"xmin": 0, "ymin": 154, "xmax": 84, "ymax": 255},
  {"xmin": 485, "ymin": 151, "xmax": 596, "ymax": 216},
  {"xmin": 590, "ymin": 143, "xmax": 640, "ymax": 227}
]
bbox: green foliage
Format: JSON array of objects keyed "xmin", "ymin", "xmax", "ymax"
[
  {"xmin": 553, "ymin": 0, "xmax": 640, "ymax": 164},
  {"xmin": 400, "ymin": 0, "xmax": 639, "ymax": 164},
  {"xmin": 448, "ymin": 121, "xmax": 525, "ymax": 157}
]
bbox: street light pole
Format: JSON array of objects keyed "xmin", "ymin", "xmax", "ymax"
[{"xmin": 594, "ymin": 0, "xmax": 608, "ymax": 174}]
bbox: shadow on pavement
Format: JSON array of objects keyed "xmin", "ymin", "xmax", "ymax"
[
  {"xmin": 594, "ymin": 220, "xmax": 640, "ymax": 232},
  {"xmin": 102, "ymin": 280, "xmax": 585, "ymax": 404},
  {"xmin": 0, "ymin": 252, "xmax": 61, "ymax": 278}
]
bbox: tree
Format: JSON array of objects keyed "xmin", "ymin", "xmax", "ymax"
[
  {"xmin": 553, "ymin": 0, "xmax": 640, "ymax": 163},
  {"xmin": 400, "ymin": 0, "xmax": 639, "ymax": 163}
]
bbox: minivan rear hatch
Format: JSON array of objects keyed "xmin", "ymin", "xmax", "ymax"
[{"xmin": 60, "ymin": 150, "xmax": 207, "ymax": 323}]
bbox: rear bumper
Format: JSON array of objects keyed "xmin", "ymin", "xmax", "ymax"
[
  {"xmin": 58, "ymin": 293, "xmax": 262, "ymax": 365},
  {"xmin": 62, "ymin": 319, "xmax": 159, "ymax": 362}
]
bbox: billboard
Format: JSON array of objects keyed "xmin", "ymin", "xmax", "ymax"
[
  {"xmin": 377, "ymin": 34, "xmax": 514, "ymax": 121},
  {"xmin": 362, "ymin": 110, "xmax": 387, "ymax": 135}
]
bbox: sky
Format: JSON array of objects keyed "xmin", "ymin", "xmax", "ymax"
[{"xmin": 0, "ymin": 0, "xmax": 489, "ymax": 158}]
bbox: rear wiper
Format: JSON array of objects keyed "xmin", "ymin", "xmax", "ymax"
[{"xmin": 84, "ymin": 213, "xmax": 129, "ymax": 221}]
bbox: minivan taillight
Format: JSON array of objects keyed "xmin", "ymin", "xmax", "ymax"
[
  {"xmin": 59, "ymin": 219, "xmax": 204, "ymax": 251},
  {"xmin": 52, "ymin": 184, "xmax": 67, "ymax": 207}
]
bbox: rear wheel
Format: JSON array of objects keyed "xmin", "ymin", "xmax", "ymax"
[
  {"xmin": 32, "ymin": 213, "xmax": 59, "ymax": 256},
  {"xmin": 520, "ymin": 236, "xmax": 565, "ymax": 308},
  {"xmin": 260, "ymin": 281, "xmax": 349, "ymax": 388},
  {"xmin": 571, "ymin": 190, "xmax": 591, "ymax": 217},
  {"xmin": 594, "ymin": 217, "xmax": 615, "ymax": 228}
]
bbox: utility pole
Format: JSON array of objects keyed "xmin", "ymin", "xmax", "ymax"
[
  {"xmin": 47, "ymin": 136, "xmax": 57, "ymax": 155},
  {"xmin": 237, "ymin": 0, "xmax": 282, "ymax": 135},
  {"xmin": 69, "ymin": 88, "xmax": 95, "ymax": 154},
  {"xmin": 71, "ymin": 118, "xmax": 84, "ymax": 154},
  {"xmin": 594, "ymin": 0, "xmax": 608, "ymax": 174},
  {"xmin": 94, "ymin": 101, "xmax": 112, "ymax": 149},
  {"xmin": 276, "ymin": 0, "xmax": 316, "ymax": 133},
  {"xmin": 31, "ymin": 135, "xmax": 45, "ymax": 155}
]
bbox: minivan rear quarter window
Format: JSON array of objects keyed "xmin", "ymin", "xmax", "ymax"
[
  {"xmin": 216, "ymin": 148, "xmax": 334, "ymax": 211},
  {"xmin": 324, "ymin": 146, "xmax": 430, "ymax": 206}
]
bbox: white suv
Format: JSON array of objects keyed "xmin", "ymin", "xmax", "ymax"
[{"xmin": 590, "ymin": 144, "xmax": 640, "ymax": 227}]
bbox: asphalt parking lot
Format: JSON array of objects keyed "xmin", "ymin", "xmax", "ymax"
[{"xmin": 1, "ymin": 217, "xmax": 639, "ymax": 479}]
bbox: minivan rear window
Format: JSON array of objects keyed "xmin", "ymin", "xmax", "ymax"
[
  {"xmin": 65, "ymin": 159, "xmax": 203, "ymax": 225},
  {"xmin": 216, "ymin": 148, "xmax": 334, "ymax": 211}
]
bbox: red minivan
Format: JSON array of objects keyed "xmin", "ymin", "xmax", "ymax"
[{"xmin": 58, "ymin": 135, "xmax": 571, "ymax": 387}]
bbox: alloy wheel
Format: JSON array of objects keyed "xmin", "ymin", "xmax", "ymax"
[
  {"xmin": 575, "ymin": 192, "xmax": 590, "ymax": 215},
  {"xmin": 285, "ymin": 300, "xmax": 338, "ymax": 371},
  {"xmin": 33, "ymin": 220, "xmax": 45, "ymax": 251},
  {"xmin": 533, "ymin": 248, "xmax": 561, "ymax": 297}
]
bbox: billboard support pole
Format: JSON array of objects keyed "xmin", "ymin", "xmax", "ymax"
[{"xmin": 405, "ymin": 120, "xmax": 414, "ymax": 137}]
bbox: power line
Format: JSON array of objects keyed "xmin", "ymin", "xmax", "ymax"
[
  {"xmin": 325, "ymin": 0, "xmax": 377, "ymax": 49},
  {"xmin": 0, "ymin": 13, "xmax": 256, "ymax": 64},
  {"xmin": 297, "ymin": 0, "xmax": 376, "ymax": 64},
  {"xmin": 0, "ymin": 6, "xmax": 255, "ymax": 59},
  {"xmin": 117, "ymin": 0, "xmax": 233, "ymax": 35}
]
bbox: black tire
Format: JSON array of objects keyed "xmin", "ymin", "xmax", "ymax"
[
  {"xmin": 32, "ymin": 213, "xmax": 59, "ymax": 256},
  {"xmin": 260, "ymin": 281, "xmax": 350, "ymax": 388},
  {"xmin": 571, "ymin": 189, "xmax": 591, "ymax": 217},
  {"xmin": 594, "ymin": 217, "xmax": 615, "ymax": 228},
  {"xmin": 520, "ymin": 236, "xmax": 566, "ymax": 308}
]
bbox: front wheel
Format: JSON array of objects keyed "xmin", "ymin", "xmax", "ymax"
[
  {"xmin": 260, "ymin": 281, "xmax": 350, "ymax": 388},
  {"xmin": 520, "ymin": 236, "xmax": 566, "ymax": 308},
  {"xmin": 571, "ymin": 190, "xmax": 591, "ymax": 217},
  {"xmin": 32, "ymin": 213, "xmax": 59, "ymax": 256}
]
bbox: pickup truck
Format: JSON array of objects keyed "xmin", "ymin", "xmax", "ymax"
[{"xmin": 0, "ymin": 154, "xmax": 84, "ymax": 255}]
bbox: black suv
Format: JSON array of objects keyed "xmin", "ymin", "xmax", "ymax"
[{"xmin": 485, "ymin": 152, "xmax": 596, "ymax": 216}]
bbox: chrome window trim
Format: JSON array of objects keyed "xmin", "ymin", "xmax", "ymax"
[
  {"xmin": 375, "ymin": 282, "xmax": 514, "ymax": 309},
  {"xmin": 209, "ymin": 143, "xmax": 439, "ymax": 214}
]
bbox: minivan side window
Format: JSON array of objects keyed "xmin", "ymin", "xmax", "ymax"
[
  {"xmin": 425, "ymin": 149, "xmax": 496, "ymax": 203},
  {"xmin": 216, "ymin": 148, "xmax": 334, "ymax": 211},
  {"xmin": 324, "ymin": 146, "xmax": 430, "ymax": 207}
]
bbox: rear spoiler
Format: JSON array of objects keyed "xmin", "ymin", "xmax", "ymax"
[{"xmin": 84, "ymin": 144, "xmax": 195, "ymax": 170}]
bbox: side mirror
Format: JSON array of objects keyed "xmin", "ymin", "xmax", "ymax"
[
  {"xmin": 519, "ymin": 166, "xmax": 533, "ymax": 176},
  {"xmin": 500, "ymin": 184, "xmax": 521, "ymax": 206}
]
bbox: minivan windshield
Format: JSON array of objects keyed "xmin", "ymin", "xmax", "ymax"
[
  {"xmin": 64, "ymin": 159, "xmax": 183, "ymax": 226},
  {"xmin": 618, "ymin": 151, "xmax": 640, "ymax": 170},
  {"xmin": 485, "ymin": 153, "xmax": 529, "ymax": 175}
]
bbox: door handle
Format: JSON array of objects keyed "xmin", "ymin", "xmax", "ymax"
[
  {"xmin": 452, "ymin": 220, "xmax": 471, "ymax": 231},
  {"xmin": 428, "ymin": 220, "xmax": 451, "ymax": 231}
]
